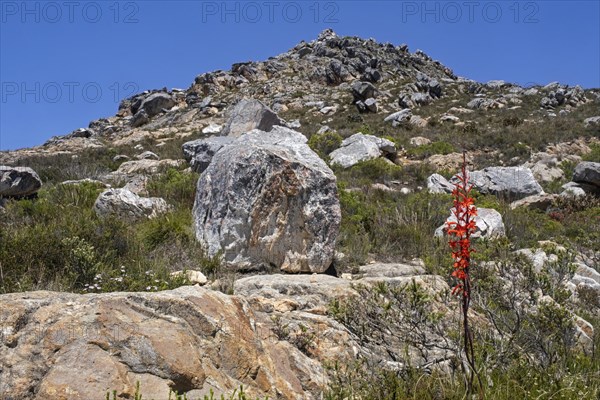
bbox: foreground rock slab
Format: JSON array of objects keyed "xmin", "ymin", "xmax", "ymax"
[
  {"xmin": 0, "ymin": 286, "xmax": 332, "ymax": 400},
  {"xmin": 193, "ymin": 126, "xmax": 341, "ymax": 273}
]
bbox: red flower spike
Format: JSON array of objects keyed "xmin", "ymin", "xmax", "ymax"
[{"xmin": 447, "ymin": 152, "xmax": 476, "ymax": 299}]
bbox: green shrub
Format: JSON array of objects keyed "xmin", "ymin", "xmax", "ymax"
[
  {"xmin": 333, "ymin": 158, "xmax": 406, "ymax": 186},
  {"xmin": 406, "ymin": 141, "xmax": 456, "ymax": 159},
  {"xmin": 336, "ymin": 188, "xmax": 450, "ymax": 269},
  {"xmin": 138, "ymin": 209, "xmax": 195, "ymax": 250},
  {"xmin": 147, "ymin": 168, "xmax": 199, "ymax": 209},
  {"xmin": 583, "ymin": 143, "xmax": 600, "ymax": 162},
  {"xmin": 0, "ymin": 176, "xmax": 219, "ymax": 293},
  {"xmin": 307, "ymin": 131, "xmax": 343, "ymax": 159}
]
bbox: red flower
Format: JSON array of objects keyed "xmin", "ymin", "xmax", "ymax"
[{"xmin": 446, "ymin": 153, "xmax": 476, "ymax": 297}]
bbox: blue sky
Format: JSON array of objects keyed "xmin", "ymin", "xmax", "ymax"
[{"xmin": 1, "ymin": 1, "xmax": 599, "ymax": 150}]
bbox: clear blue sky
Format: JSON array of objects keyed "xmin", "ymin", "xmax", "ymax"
[{"xmin": 1, "ymin": 1, "xmax": 599, "ymax": 150}]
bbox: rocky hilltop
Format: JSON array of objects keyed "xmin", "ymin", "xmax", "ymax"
[{"xmin": 1, "ymin": 30, "xmax": 600, "ymax": 399}]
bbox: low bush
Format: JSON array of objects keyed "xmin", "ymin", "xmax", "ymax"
[
  {"xmin": 307, "ymin": 131, "xmax": 343, "ymax": 159},
  {"xmin": 406, "ymin": 141, "xmax": 456, "ymax": 159},
  {"xmin": 0, "ymin": 172, "xmax": 219, "ymax": 294}
]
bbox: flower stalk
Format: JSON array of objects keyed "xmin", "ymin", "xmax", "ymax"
[{"xmin": 447, "ymin": 152, "xmax": 481, "ymax": 395}]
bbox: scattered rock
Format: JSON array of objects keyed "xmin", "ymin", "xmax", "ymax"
[
  {"xmin": 357, "ymin": 262, "xmax": 425, "ymax": 278},
  {"xmin": 182, "ymin": 137, "xmax": 235, "ymax": 173},
  {"xmin": 427, "ymin": 152, "xmax": 467, "ymax": 171},
  {"xmin": 510, "ymin": 194, "xmax": 558, "ymax": 211},
  {"xmin": 426, "ymin": 173, "xmax": 454, "ymax": 194},
  {"xmin": 364, "ymin": 98, "xmax": 378, "ymax": 113},
  {"xmin": 202, "ymin": 123, "xmax": 223, "ymax": 134},
  {"xmin": 371, "ymin": 183, "xmax": 396, "ymax": 193},
  {"xmin": 560, "ymin": 182, "xmax": 590, "ymax": 197},
  {"xmin": 221, "ymin": 99, "xmax": 283, "ymax": 137},
  {"xmin": 130, "ymin": 109, "xmax": 150, "ymax": 127},
  {"xmin": 320, "ymin": 105, "xmax": 337, "ymax": 115},
  {"xmin": 530, "ymin": 161, "xmax": 564, "ymax": 184},
  {"xmin": 286, "ymin": 119, "xmax": 302, "ymax": 129},
  {"xmin": 193, "ymin": 126, "xmax": 341, "ymax": 273},
  {"xmin": 94, "ymin": 188, "xmax": 169, "ymax": 221},
  {"xmin": 170, "ymin": 270, "xmax": 208, "ymax": 285},
  {"xmin": 409, "ymin": 115, "xmax": 428, "ymax": 128},
  {"xmin": 440, "ymin": 114, "xmax": 460, "ymax": 123},
  {"xmin": 137, "ymin": 151, "xmax": 160, "ymax": 161},
  {"xmin": 454, "ymin": 166, "xmax": 543, "ymax": 201},
  {"xmin": 384, "ymin": 109, "xmax": 412, "ymax": 126},
  {"xmin": 113, "ymin": 155, "xmax": 130, "ymax": 163},
  {"xmin": 584, "ymin": 116, "xmax": 600, "ymax": 127},
  {"xmin": 0, "ymin": 166, "xmax": 42, "ymax": 197},
  {"xmin": 435, "ymin": 207, "xmax": 506, "ymax": 239},
  {"xmin": 351, "ymin": 81, "xmax": 378, "ymax": 102},
  {"xmin": 139, "ymin": 92, "xmax": 176, "ymax": 117},
  {"xmin": 329, "ymin": 133, "xmax": 396, "ymax": 168},
  {"xmin": 409, "ymin": 136, "xmax": 431, "ymax": 146},
  {"xmin": 122, "ymin": 175, "xmax": 149, "ymax": 196},
  {"xmin": 573, "ymin": 161, "xmax": 600, "ymax": 188}
]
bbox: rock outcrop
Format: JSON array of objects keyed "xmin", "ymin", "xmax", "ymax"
[
  {"xmin": 0, "ymin": 262, "xmax": 463, "ymax": 400},
  {"xmin": 0, "ymin": 286, "xmax": 336, "ymax": 400},
  {"xmin": 193, "ymin": 126, "xmax": 341, "ymax": 273}
]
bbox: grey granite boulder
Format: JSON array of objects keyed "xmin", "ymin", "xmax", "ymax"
[
  {"xmin": 583, "ymin": 116, "xmax": 600, "ymax": 127},
  {"xmin": 329, "ymin": 133, "xmax": 396, "ymax": 168},
  {"xmin": 453, "ymin": 166, "xmax": 543, "ymax": 201},
  {"xmin": 94, "ymin": 188, "xmax": 169, "ymax": 221},
  {"xmin": 573, "ymin": 161, "xmax": 600, "ymax": 188},
  {"xmin": 0, "ymin": 166, "xmax": 42, "ymax": 197},
  {"xmin": 193, "ymin": 126, "xmax": 341, "ymax": 273},
  {"xmin": 139, "ymin": 92, "xmax": 176, "ymax": 117},
  {"xmin": 384, "ymin": 109, "xmax": 412, "ymax": 125},
  {"xmin": 426, "ymin": 173, "xmax": 454, "ymax": 194},
  {"xmin": 435, "ymin": 207, "xmax": 505, "ymax": 239},
  {"xmin": 221, "ymin": 98, "xmax": 283, "ymax": 137},
  {"xmin": 510, "ymin": 194, "xmax": 558, "ymax": 211},
  {"xmin": 182, "ymin": 136, "xmax": 235, "ymax": 173},
  {"xmin": 351, "ymin": 81, "xmax": 378, "ymax": 102}
]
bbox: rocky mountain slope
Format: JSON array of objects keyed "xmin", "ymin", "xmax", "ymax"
[{"xmin": 1, "ymin": 30, "xmax": 600, "ymax": 399}]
